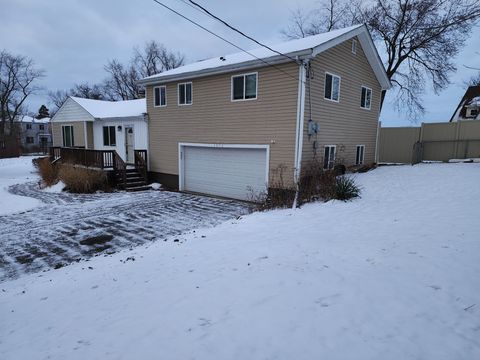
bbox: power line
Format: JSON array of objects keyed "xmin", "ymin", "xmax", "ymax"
[
  {"xmin": 150, "ymin": 0, "xmax": 302, "ymax": 82},
  {"xmin": 185, "ymin": 0, "xmax": 299, "ymax": 63}
]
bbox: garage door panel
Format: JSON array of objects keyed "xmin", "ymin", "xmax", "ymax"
[{"xmin": 183, "ymin": 146, "xmax": 267, "ymax": 201}]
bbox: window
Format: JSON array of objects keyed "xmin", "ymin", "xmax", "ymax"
[
  {"xmin": 62, "ymin": 125, "xmax": 74, "ymax": 147},
  {"xmin": 39, "ymin": 124, "xmax": 44, "ymax": 130},
  {"xmin": 324, "ymin": 73, "xmax": 340, "ymax": 102},
  {"xmin": 323, "ymin": 145, "xmax": 336, "ymax": 169},
  {"xmin": 103, "ymin": 126, "xmax": 116, "ymax": 146},
  {"xmin": 26, "ymin": 136, "xmax": 34, "ymax": 144},
  {"xmin": 154, "ymin": 86, "xmax": 166, "ymax": 107},
  {"xmin": 352, "ymin": 39, "xmax": 357, "ymax": 54},
  {"xmin": 232, "ymin": 73, "xmax": 257, "ymax": 101},
  {"xmin": 178, "ymin": 82, "xmax": 192, "ymax": 105},
  {"xmin": 26, "ymin": 124, "xmax": 32, "ymax": 130},
  {"xmin": 469, "ymin": 108, "xmax": 478, "ymax": 117},
  {"xmin": 356, "ymin": 145, "xmax": 365, "ymax": 165},
  {"xmin": 0, "ymin": 141, "xmax": 5, "ymax": 149},
  {"xmin": 361, "ymin": 86, "xmax": 372, "ymax": 109}
]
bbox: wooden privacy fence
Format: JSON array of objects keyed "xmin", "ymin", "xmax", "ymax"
[{"xmin": 378, "ymin": 121, "xmax": 480, "ymax": 164}]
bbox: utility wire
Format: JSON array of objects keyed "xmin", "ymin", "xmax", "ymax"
[
  {"xmin": 151, "ymin": 0, "xmax": 302, "ymax": 83},
  {"xmin": 184, "ymin": 0, "xmax": 299, "ymax": 63}
]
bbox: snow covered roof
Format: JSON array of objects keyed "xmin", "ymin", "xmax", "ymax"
[
  {"xmin": 70, "ymin": 97, "xmax": 147, "ymax": 119},
  {"xmin": 139, "ymin": 24, "xmax": 391, "ymax": 90},
  {"xmin": 450, "ymin": 86, "xmax": 480, "ymax": 121},
  {"xmin": 16, "ymin": 115, "xmax": 50, "ymax": 124}
]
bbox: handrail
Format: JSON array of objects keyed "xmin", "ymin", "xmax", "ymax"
[
  {"xmin": 49, "ymin": 147, "xmax": 114, "ymax": 169},
  {"xmin": 113, "ymin": 151, "xmax": 127, "ymax": 187},
  {"xmin": 134, "ymin": 150, "xmax": 148, "ymax": 182}
]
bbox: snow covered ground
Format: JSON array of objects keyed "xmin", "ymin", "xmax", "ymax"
[
  {"xmin": 0, "ymin": 156, "xmax": 42, "ymax": 215},
  {"xmin": 1, "ymin": 163, "xmax": 479, "ymax": 359}
]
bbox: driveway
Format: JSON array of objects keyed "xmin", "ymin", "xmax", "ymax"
[{"xmin": 0, "ymin": 182, "xmax": 250, "ymax": 281}]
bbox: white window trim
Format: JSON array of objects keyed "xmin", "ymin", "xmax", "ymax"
[
  {"xmin": 360, "ymin": 86, "xmax": 372, "ymax": 110},
  {"xmin": 323, "ymin": 145, "xmax": 337, "ymax": 169},
  {"xmin": 352, "ymin": 39, "xmax": 357, "ymax": 54},
  {"xmin": 177, "ymin": 143, "xmax": 270, "ymax": 192},
  {"xmin": 61, "ymin": 125, "xmax": 74, "ymax": 147},
  {"xmin": 356, "ymin": 144, "xmax": 365, "ymax": 165},
  {"xmin": 153, "ymin": 85, "xmax": 167, "ymax": 107},
  {"xmin": 102, "ymin": 125, "xmax": 117, "ymax": 147},
  {"xmin": 231, "ymin": 72, "xmax": 258, "ymax": 102},
  {"xmin": 324, "ymin": 72, "xmax": 341, "ymax": 103},
  {"xmin": 177, "ymin": 82, "xmax": 193, "ymax": 106}
]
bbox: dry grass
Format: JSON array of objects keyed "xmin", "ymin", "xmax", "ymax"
[
  {"xmin": 33, "ymin": 157, "xmax": 58, "ymax": 187},
  {"xmin": 58, "ymin": 165, "xmax": 110, "ymax": 193}
]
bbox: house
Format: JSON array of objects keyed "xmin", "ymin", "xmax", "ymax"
[
  {"xmin": 51, "ymin": 97, "xmax": 147, "ymax": 163},
  {"xmin": 450, "ymin": 85, "xmax": 480, "ymax": 121},
  {"xmin": 138, "ymin": 24, "xmax": 390, "ymax": 201},
  {"xmin": 17, "ymin": 115, "xmax": 52, "ymax": 154}
]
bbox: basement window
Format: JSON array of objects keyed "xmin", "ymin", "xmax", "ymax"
[
  {"xmin": 178, "ymin": 82, "xmax": 192, "ymax": 105},
  {"xmin": 361, "ymin": 86, "xmax": 372, "ymax": 110},
  {"xmin": 324, "ymin": 73, "xmax": 340, "ymax": 102},
  {"xmin": 356, "ymin": 145, "xmax": 365, "ymax": 165},
  {"xmin": 232, "ymin": 73, "xmax": 257, "ymax": 101},
  {"xmin": 154, "ymin": 85, "xmax": 166, "ymax": 107},
  {"xmin": 103, "ymin": 126, "xmax": 116, "ymax": 146},
  {"xmin": 324, "ymin": 145, "xmax": 336, "ymax": 169},
  {"xmin": 62, "ymin": 125, "xmax": 74, "ymax": 147}
]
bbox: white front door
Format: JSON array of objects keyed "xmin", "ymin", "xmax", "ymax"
[{"xmin": 125, "ymin": 127, "xmax": 135, "ymax": 164}]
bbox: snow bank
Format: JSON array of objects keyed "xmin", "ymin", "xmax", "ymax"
[
  {"xmin": 1, "ymin": 163, "xmax": 479, "ymax": 359},
  {"xmin": 0, "ymin": 156, "xmax": 42, "ymax": 215},
  {"xmin": 42, "ymin": 181, "xmax": 65, "ymax": 193}
]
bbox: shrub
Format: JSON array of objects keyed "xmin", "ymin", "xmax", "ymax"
[
  {"xmin": 33, "ymin": 157, "xmax": 58, "ymax": 187},
  {"xmin": 58, "ymin": 165, "xmax": 110, "ymax": 193},
  {"xmin": 331, "ymin": 175, "xmax": 361, "ymax": 201}
]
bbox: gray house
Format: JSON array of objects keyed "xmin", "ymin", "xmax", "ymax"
[{"xmin": 17, "ymin": 116, "xmax": 52, "ymax": 154}]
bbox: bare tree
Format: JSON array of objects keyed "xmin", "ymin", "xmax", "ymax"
[
  {"xmin": 465, "ymin": 72, "xmax": 480, "ymax": 86},
  {"xmin": 104, "ymin": 41, "xmax": 184, "ymax": 100},
  {"xmin": 0, "ymin": 50, "xmax": 44, "ymax": 136},
  {"xmin": 281, "ymin": 0, "xmax": 353, "ymax": 39},
  {"xmin": 48, "ymin": 82, "xmax": 109, "ymax": 115},
  {"xmin": 283, "ymin": 0, "xmax": 480, "ymax": 118}
]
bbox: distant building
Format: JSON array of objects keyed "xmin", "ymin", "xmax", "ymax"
[
  {"xmin": 16, "ymin": 116, "xmax": 52, "ymax": 153},
  {"xmin": 450, "ymin": 85, "xmax": 480, "ymax": 121}
]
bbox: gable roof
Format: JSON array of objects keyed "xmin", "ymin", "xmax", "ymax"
[
  {"xmin": 450, "ymin": 86, "xmax": 480, "ymax": 121},
  {"xmin": 139, "ymin": 24, "xmax": 391, "ymax": 90},
  {"xmin": 70, "ymin": 97, "xmax": 146, "ymax": 119},
  {"xmin": 16, "ymin": 115, "xmax": 50, "ymax": 124}
]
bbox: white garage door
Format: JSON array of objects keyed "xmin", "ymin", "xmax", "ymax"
[{"xmin": 182, "ymin": 145, "xmax": 268, "ymax": 201}]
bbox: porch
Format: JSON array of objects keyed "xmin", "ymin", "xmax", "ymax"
[{"xmin": 49, "ymin": 147, "xmax": 149, "ymax": 191}]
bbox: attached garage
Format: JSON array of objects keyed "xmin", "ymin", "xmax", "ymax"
[{"xmin": 179, "ymin": 144, "xmax": 269, "ymax": 201}]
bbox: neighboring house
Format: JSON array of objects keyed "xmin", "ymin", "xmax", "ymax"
[
  {"xmin": 450, "ymin": 85, "xmax": 480, "ymax": 121},
  {"xmin": 138, "ymin": 24, "xmax": 390, "ymax": 201},
  {"xmin": 51, "ymin": 97, "xmax": 147, "ymax": 163},
  {"xmin": 16, "ymin": 116, "xmax": 52, "ymax": 154}
]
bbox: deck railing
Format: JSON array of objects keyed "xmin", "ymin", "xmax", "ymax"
[
  {"xmin": 49, "ymin": 147, "xmax": 115, "ymax": 169},
  {"xmin": 134, "ymin": 149, "xmax": 148, "ymax": 181}
]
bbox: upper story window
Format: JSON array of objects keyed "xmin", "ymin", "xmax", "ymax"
[
  {"xmin": 352, "ymin": 39, "xmax": 357, "ymax": 54},
  {"xmin": 178, "ymin": 82, "xmax": 192, "ymax": 105},
  {"xmin": 103, "ymin": 126, "xmax": 116, "ymax": 146},
  {"xmin": 324, "ymin": 73, "xmax": 341, "ymax": 102},
  {"xmin": 62, "ymin": 125, "xmax": 74, "ymax": 147},
  {"xmin": 26, "ymin": 124, "xmax": 32, "ymax": 129},
  {"xmin": 361, "ymin": 86, "xmax": 372, "ymax": 110},
  {"xmin": 154, "ymin": 86, "xmax": 166, "ymax": 107},
  {"xmin": 39, "ymin": 124, "xmax": 45, "ymax": 130},
  {"xmin": 232, "ymin": 73, "xmax": 257, "ymax": 101}
]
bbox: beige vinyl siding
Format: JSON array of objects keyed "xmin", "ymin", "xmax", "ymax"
[
  {"xmin": 52, "ymin": 121, "xmax": 86, "ymax": 148},
  {"xmin": 146, "ymin": 63, "xmax": 300, "ymax": 186},
  {"xmin": 301, "ymin": 37, "xmax": 382, "ymax": 169},
  {"xmin": 86, "ymin": 122, "xmax": 94, "ymax": 149}
]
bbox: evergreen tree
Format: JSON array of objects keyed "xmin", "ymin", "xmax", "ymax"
[{"xmin": 37, "ymin": 104, "xmax": 50, "ymax": 119}]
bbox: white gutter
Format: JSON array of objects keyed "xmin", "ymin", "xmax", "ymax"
[{"xmin": 293, "ymin": 60, "xmax": 307, "ymax": 208}]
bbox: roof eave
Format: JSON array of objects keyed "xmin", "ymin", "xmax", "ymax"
[{"xmin": 137, "ymin": 50, "xmax": 312, "ymax": 86}]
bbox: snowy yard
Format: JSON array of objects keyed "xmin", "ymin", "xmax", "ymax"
[{"xmin": 1, "ymin": 162, "xmax": 479, "ymax": 359}]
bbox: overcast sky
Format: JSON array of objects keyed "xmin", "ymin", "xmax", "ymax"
[{"xmin": 2, "ymin": 0, "xmax": 480, "ymax": 126}]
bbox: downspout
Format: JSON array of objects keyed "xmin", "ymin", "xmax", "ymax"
[{"xmin": 293, "ymin": 59, "xmax": 307, "ymax": 209}]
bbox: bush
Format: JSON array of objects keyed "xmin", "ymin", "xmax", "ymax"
[
  {"xmin": 33, "ymin": 157, "xmax": 58, "ymax": 187},
  {"xmin": 332, "ymin": 176, "xmax": 361, "ymax": 201},
  {"xmin": 58, "ymin": 165, "xmax": 110, "ymax": 193}
]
